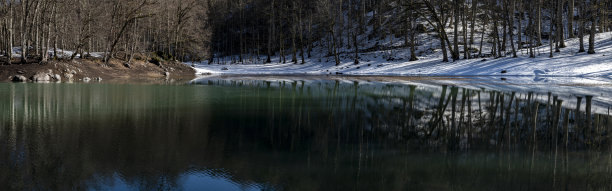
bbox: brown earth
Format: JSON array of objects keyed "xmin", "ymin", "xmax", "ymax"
[{"xmin": 0, "ymin": 58, "xmax": 196, "ymax": 83}]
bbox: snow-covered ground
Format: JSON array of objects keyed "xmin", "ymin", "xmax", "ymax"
[
  {"xmin": 5, "ymin": 47, "xmax": 104, "ymax": 59},
  {"xmin": 190, "ymin": 33, "xmax": 612, "ymax": 77}
]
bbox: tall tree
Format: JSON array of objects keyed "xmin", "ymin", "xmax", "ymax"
[
  {"xmin": 578, "ymin": 0, "xmax": 586, "ymax": 52},
  {"xmin": 588, "ymin": 0, "xmax": 597, "ymax": 54},
  {"xmin": 568, "ymin": 0, "xmax": 575, "ymax": 38}
]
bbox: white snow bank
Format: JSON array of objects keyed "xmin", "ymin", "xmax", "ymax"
[{"xmin": 190, "ymin": 33, "xmax": 612, "ymax": 77}]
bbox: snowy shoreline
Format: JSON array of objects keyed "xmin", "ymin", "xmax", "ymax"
[{"xmin": 191, "ymin": 33, "xmax": 612, "ymax": 78}]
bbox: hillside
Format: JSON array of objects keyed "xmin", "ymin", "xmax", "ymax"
[{"xmin": 192, "ymin": 32, "xmax": 612, "ymax": 77}]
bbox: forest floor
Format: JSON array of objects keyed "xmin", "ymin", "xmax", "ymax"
[
  {"xmin": 0, "ymin": 58, "xmax": 195, "ymax": 83},
  {"xmin": 191, "ymin": 33, "xmax": 612, "ymax": 78}
]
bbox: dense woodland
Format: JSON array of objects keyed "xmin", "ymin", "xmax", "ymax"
[
  {"xmin": 0, "ymin": 0, "xmax": 209, "ymax": 64},
  {"xmin": 0, "ymin": 0, "xmax": 611, "ymax": 64}
]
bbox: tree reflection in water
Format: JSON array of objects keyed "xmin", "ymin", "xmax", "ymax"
[{"xmin": 0, "ymin": 79, "xmax": 611, "ymax": 190}]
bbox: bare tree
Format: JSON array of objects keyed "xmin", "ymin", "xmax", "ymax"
[{"xmin": 588, "ymin": 0, "xmax": 597, "ymax": 54}]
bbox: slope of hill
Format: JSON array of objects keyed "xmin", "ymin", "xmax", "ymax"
[{"xmin": 191, "ymin": 32, "xmax": 612, "ymax": 77}]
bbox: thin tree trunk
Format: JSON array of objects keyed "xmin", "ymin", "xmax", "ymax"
[
  {"xmin": 266, "ymin": 0, "xmax": 274, "ymax": 63},
  {"xmin": 536, "ymin": 0, "xmax": 542, "ymax": 45},
  {"xmin": 587, "ymin": 0, "xmax": 597, "ymax": 54},
  {"xmin": 578, "ymin": 0, "xmax": 586, "ymax": 52},
  {"xmin": 7, "ymin": 0, "xmax": 14, "ymax": 63},
  {"xmin": 568, "ymin": 0, "xmax": 575, "ymax": 38},
  {"xmin": 558, "ymin": 0, "xmax": 566, "ymax": 49},
  {"xmin": 508, "ymin": 0, "xmax": 517, "ymax": 57},
  {"xmin": 452, "ymin": 0, "xmax": 460, "ymax": 60},
  {"xmin": 21, "ymin": 0, "xmax": 29, "ymax": 63}
]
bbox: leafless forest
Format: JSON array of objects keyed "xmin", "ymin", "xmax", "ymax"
[{"xmin": 0, "ymin": 0, "xmax": 610, "ymax": 64}]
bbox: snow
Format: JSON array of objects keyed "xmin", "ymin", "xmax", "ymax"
[
  {"xmin": 192, "ymin": 75, "xmax": 612, "ymax": 115},
  {"xmin": 189, "ymin": 33, "xmax": 612, "ymax": 77},
  {"xmin": 2, "ymin": 47, "xmax": 104, "ymax": 59}
]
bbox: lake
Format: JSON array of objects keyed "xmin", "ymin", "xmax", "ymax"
[{"xmin": 1, "ymin": 76, "xmax": 612, "ymax": 190}]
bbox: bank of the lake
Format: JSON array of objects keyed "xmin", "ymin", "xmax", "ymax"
[{"xmin": 1, "ymin": 58, "xmax": 195, "ymax": 83}]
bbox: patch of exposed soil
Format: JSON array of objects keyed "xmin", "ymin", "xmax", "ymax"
[{"xmin": 0, "ymin": 58, "xmax": 195, "ymax": 83}]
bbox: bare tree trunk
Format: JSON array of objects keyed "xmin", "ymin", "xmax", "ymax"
[
  {"xmin": 291, "ymin": 1, "xmax": 297, "ymax": 64},
  {"xmin": 423, "ymin": 0, "xmax": 450, "ymax": 62},
  {"xmin": 42, "ymin": 0, "xmax": 55, "ymax": 62},
  {"xmin": 508, "ymin": 0, "xmax": 517, "ymax": 57},
  {"xmin": 299, "ymin": 3, "xmax": 305, "ymax": 64},
  {"xmin": 354, "ymin": 2, "xmax": 359, "ymax": 65},
  {"xmin": 461, "ymin": 0, "xmax": 468, "ymax": 59},
  {"xmin": 33, "ymin": 0, "xmax": 40, "ymax": 57},
  {"xmin": 452, "ymin": 0, "xmax": 460, "ymax": 60},
  {"xmin": 409, "ymin": 0, "xmax": 418, "ymax": 61},
  {"xmin": 492, "ymin": 15, "xmax": 499, "ymax": 57},
  {"xmin": 529, "ymin": 3, "xmax": 535, "ymax": 58},
  {"xmin": 536, "ymin": 0, "xmax": 542, "ymax": 45},
  {"xmin": 279, "ymin": 2, "xmax": 285, "ymax": 64},
  {"xmin": 21, "ymin": 0, "xmax": 29, "ymax": 63},
  {"xmin": 470, "ymin": 0, "xmax": 477, "ymax": 45},
  {"xmin": 578, "ymin": 0, "xmax": 586, "ymax": 52},
  {"xmin": 479, "ymin": 10, "xmax": 487, "ymax": 57},
  {"xmin": 588, "ymin": 0, "xmax": 597, "ymax": 54},
  {"xmin": 568, "ymin": 0, "xmax": 575, "ymax": 38},
  {"xmin": 555, "ymin": 0, "xmax": 561, "ymax": 53},
  {"xmin": 238, "ymin": 0, "xmax": 244, "ymax": 63},
  {"xmin": 307, "ymin": 11, "xmax": 313, "ymax": 58},
  {"xmin": 557, "ymin": 0, "xmax": 565, "ymax": 49},
  {"xmin": 266, "ymin": 0, "xmax": 274, "ymax": 63},
  {"xmin": 550, "ymin": 1, "xmax": 555, "ymax": 58},
  {"xmin": 518, "ymin": 1, "xmax": 523, "ymax": 50},
  {"xmin": 7, "ymin": 0, "xmax": 15, "ymax": 63}
]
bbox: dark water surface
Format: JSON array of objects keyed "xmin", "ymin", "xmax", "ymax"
[{"xmin": 1, "ymin": 76, "xmax": 612, "ymax": 190}]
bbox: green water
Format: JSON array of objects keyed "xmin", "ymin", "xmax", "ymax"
[{"xmin": 0, "ymin": 78, "xmax": 611, "ymax": 190}]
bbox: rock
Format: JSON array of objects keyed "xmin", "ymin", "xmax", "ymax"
[
  {"xmin": 83, "ymin": 77, "xmax": 91, "ymax": 82},
  {"xmin": 94, "ymin": 77, "xmax": 102, "ymax": 82},
  {"xmin": 415, "ymin": 24, "xmax": 427, "ymax": 33},
  {"xmin": 164, "ymin": 72, "xmax": 170, "ymax": 77},
  {"xmin": 124, "ymin": 63, "xmax": 131, "ymax": 68},
  {"xmin": 221, "ymin": 67, "xmax": 229, "ymax": 71},
  {"xmin": 52, "ymin": 74, "xmax": 62, "ymax": 81},
  {"xmin": 17, "ymin": 70, "xmax": 25, "ymax": 74},
  {"xmin": 12, "ymin": 75, "xmax": 28, "ymax": 82},
  {"xmin": 64, "ymin": 73, "xmax": 74, "ymax": 82},
  {"xmin": 31, "ymin": 72, "xmax": 51, "ymax": 82},
  {"xmin": 64, "ymin": 69, "xmax": 77, "ymax": 75}
]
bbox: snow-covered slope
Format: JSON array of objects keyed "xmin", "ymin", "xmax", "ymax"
[{"xmin": 190, "ymin": 33, "xmax": 612, "ymax": 77}]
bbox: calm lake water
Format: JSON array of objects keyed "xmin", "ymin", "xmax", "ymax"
[{"xmin": 1, "ymin": 76, "xmax": 612, "ymax": 190}]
